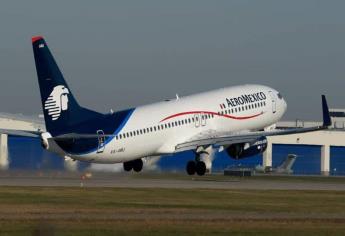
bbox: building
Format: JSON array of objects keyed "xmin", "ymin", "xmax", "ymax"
[{"xmin": 0, "ymin": 110, "xmax": 345, "ymax": 175}]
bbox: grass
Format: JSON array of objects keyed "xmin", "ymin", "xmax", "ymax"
[{"xmin": 0, "ymin": 187, "xmax": 344, "ymax": 235}]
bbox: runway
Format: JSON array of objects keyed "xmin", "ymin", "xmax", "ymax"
[{"xmin": 0, "ymin": 171, "xmax": 344, "ymax": 190}]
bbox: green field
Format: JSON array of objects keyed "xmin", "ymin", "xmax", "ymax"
[{"xmin": 0, "ymin": 186, "xmax": 344, "ymax": 236}]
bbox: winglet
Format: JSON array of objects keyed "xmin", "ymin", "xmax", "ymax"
[{"xmin": 322, "ymin": 95, "xmax": 331, "ymax": 127}]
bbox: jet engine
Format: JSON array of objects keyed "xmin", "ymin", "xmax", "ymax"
[{"xmin": 226, "ymin": 137, "xmax": 268, "ymax": 159}]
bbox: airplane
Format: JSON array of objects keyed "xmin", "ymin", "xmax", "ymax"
[
  {"xmin": 0, "ymin": 36, "xmax": 332, "ymax": 176},
  {"xmin": 255, "ymin": 154, "xmax": 297, "ymax": 174}
]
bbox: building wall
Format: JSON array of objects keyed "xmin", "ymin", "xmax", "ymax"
[
  {"xmin": 330, "ymin": 146, "xmax": 345, "ymax": 175},
  {"xmin": 272, "ymin": 144, "xmax": 321, "ymax": 175},
  {"xmin": 5, "ymin": 136, "xmax": 345, "ymax": 175}
]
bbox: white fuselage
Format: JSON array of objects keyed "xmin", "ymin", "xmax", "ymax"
[{"xmin": 62, "ymin": 84, "xmax": 287, "ymax": 163}]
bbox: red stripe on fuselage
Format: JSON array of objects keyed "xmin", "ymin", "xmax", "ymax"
[{"xmin": 160, "ymin": 111, "xmax": 263, "ymax": 122}]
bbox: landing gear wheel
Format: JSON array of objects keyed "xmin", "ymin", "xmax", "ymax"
[
  {"xmin": 123, "ymin": 161, "xmax": 133, "ymax": 172},
  {"xmin": 196, "ymin": 161, "xmax": 206, "ymax": 176},
  {"xmin": 186, "ymin": 161, "xmax": 196, "ymax": 175},
  {"xmin": 133, "ymin": 159, "xmax": 143, "ymax": 172}
]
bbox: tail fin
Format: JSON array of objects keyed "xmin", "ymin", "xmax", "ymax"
[
  {"xmin": 277, "ymin": 154, "xmax": 297, "ymax": 171},
  {"xmin": 32, "ymin": 36, "xmax": 102, "ymax": 136}
]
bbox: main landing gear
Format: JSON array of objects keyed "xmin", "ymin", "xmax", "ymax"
[
  {"xmin": 186, "ymin": 146, "xmax": 214, "ymax": 176},
  {"xmin": 123, "ymin": 159, "xmax": 143, "ymax": 172},
  {"xmin": 186, "ymin": 160, "xmax": 206, "ymax": 176}
]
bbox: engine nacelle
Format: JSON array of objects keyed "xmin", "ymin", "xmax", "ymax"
[{"xmin": 226, "ymin": 137, "xmax": 268, "ymax": 159}]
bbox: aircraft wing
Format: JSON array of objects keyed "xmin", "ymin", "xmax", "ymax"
[
  {"xmin": 0, "ymin": 129, "xmax": 41, "ymax": 138},
  {"xmin": 175, "ymin": 95, "xmax": 331, "ymax": 152}
]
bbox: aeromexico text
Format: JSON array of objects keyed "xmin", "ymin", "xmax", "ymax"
[{"xmin": 226, "ymin": 92, "xmax": 267, "ymax": 107}]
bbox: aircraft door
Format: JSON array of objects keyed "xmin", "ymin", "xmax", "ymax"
[
  {"xmin": 201, "ymin": 113, "xmax": 206, "ymax": 126},
  {"xmin": 97, "ymin": 130, "xmax": 106, "ymax": 153},
  {"xmin": 268, "ymin": 91, "xmax": 277, "ymax": 114},
  {"xmin": 194, "ymin": 114, "xmax": 200, "ymax": 128}
]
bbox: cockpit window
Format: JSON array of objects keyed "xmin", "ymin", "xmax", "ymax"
[{"xmin": 277, "ymin": 92, "xmax": 283, "ymax": 99}]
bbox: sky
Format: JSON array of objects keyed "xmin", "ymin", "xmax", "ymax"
[{"xmin": 0, "ymin": 0, "xmax": 345, "ymax": 120}]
